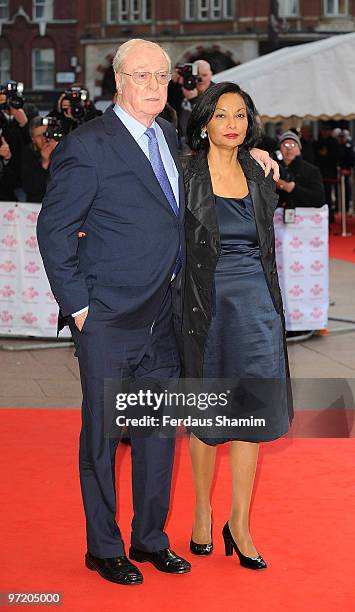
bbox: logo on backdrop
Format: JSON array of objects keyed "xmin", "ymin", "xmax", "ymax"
[
  {"xmin": 3, "ymin": 209, "xmax": 19, "ymax": 223},
  {"xmin": 289, "ymin": 308, "xmax": 304, "ymax": 321},
  {"xmin": 21, "ymin": 312, "xmax": 38, "ymax": 325},
  {"xmin": 0, "ymin": 285, "xmax": 15, "ymax": 299},
  {"xmin": 0, "ymin": 260, "xmax": 16, "ymax": 274},
  {"xmin": 1, "ymin": 235, "xmax": 17, "ymax": 249},
  {"xmin": 288, "ymin": 285, "xmax": 304, "ymax": 297},
  {"xmin": 289, "ymin": 261, "xmax": 304, "ymax": 274},
  {"xmin": 0, "ymin": 310, "xmax": 13, "ymax": 323},
  {"xmin": 310, "ymin": 260, "xmax": 324, "ymax": 273},
  {"xmin": 24, "ymin": 261, "xmax": 40, "ymax": 275}
]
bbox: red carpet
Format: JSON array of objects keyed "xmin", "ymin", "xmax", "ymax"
[
  {"xmin": 329, "ymin": 214, "xmax": 355, "ymax": 262},
  {"xmin": 1, "ymin": 409, "xmax": 355, "ymax": 612}
]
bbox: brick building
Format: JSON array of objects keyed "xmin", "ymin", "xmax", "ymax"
[
  {"xmin": 0, "ymin": 1, "xmax": 84, "ymax": 108},
  {"xmin": 83, "ymin": 0, "xmax": 355, "ymax": 100},
  {"xmin": 1, "ymin": 1, "xmax": 354, "ymax": 106}
]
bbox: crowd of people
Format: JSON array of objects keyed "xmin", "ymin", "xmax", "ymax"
[
  {"xmin": 167, "ymin": 59, "xmax": 354, "ymax": 220},
  {"xmin": 0, "ymin": 67, "xmax": 354, "ymax": 220},
  {"xmin": 0, "ymin": 82, "xmax": 102, "ymax": 203}
]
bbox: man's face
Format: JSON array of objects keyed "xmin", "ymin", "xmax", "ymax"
[
  {"xmin": 61, "ymin": 99, "xmax": 73, "ymax": 119},
  {"xmin": 32, "ymin": 125, "xmax": 47, "ymax": 151},
  {"xmin": 197, "ymin": 62, "xmax": 212, "ymax": 94},
  {"xmin": 280, "ymin": 139, "xmax": 301, "ymax": 165},
  {"xmin": 115, "ymin": 45, "xmax": 169, "ymax": 125}
]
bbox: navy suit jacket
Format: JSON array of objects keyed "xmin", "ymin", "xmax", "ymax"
[{"xmin": 37, "ymin": 106, "xmax": 185, "ymax": 331}]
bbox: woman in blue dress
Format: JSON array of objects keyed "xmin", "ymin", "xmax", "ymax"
[{"xmin": 181, "ymin": 82, "xmax": 293, "ymax": 569}]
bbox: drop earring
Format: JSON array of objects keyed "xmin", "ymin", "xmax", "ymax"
[{"xmin": 201, "ymin": 128, "xmax": 207, "ymax": 139}]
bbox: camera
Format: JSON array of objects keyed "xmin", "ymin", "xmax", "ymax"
[
  {"xmin": 176, "ymin": 63, "xmax": 200, "ymax": 91},
  {"xmin": 0, "ymin": 80, "xmax": 24, "ymax": 110},
  {"xmin": 63, "ymin": 86, "xmax": 89, "ymax": 121},
  {"xmin": 279, "ymin": 164, "xmax": 293, "ymax": 182},
  {"xmin": 42, "ymin": 117, "xmax": 65, "ymax": 142}
]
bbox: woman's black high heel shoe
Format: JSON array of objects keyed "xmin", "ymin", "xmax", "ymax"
[
  {"xmin": 222, "ymin": 522, "xmax": 267, "ymax": 570},
  {"xmin": 190, "ymin": 521, "xmax": 213, "ymax": 555}
]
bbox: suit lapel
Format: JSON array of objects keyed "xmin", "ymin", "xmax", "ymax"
[
  {"xmin": 103, "ymin": 107, "xmax": 176, "ymax": 219},
  {"xmin": 156, "ymin": 117, "xmax": 185, "ymax": 221}
]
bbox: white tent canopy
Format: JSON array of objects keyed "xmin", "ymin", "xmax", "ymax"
[{"xmin": 213, "ymin": 33, "xmax": 355, "ymax": 121}]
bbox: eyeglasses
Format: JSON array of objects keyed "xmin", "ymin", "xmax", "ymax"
[
  {"xmin": 120, "ymin": 71, "xmax": 172, "ymax": 85},
  {"xmin": 282, "ymin": 142, "xmax": 298, "ymax": 149}
]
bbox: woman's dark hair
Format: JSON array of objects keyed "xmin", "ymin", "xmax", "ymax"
[{"xmin": 186, "ymin": 82, "xmax": 259, "ymax": 152}]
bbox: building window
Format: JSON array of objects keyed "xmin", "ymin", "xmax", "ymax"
[
  {"xmin": 32, "ymin": 48, "xmax": 54, "ymax": 89},
  {"xmin": 278, "ymin": 0, "xmax": 299, "ymax": 17},
  {"xmin": 0, "ymin": 48, "xmax": 10, "ymax": 83},
  {"xmin": 107, "ymin": 0, "xmax": 152, "ymax": 23},
  {"xmin": 33, "ymin": 0, "xmax": 54, "ymax": 21},
  {"xmin": 0, "ymin": 0, "xmax": 9, "ymax": 20},
  {"xmin": 324, "ymin": 0, "xmax": 348, "ymax": 15},
  {"xmin": 186, "ymin": 0, "xmax": 233, "ymax": 19}
]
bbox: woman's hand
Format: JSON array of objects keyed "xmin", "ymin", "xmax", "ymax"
[{"xmin": 250, "ymin": 148, "xmax": 280, "ymax": 181}]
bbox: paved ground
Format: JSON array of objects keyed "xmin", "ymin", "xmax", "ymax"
[{"xmin": 0, "ymin": 258, "xmax": 354, "ymax": 409}]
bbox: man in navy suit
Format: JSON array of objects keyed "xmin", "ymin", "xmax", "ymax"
[
  {"xmin": 37, "ymin": 39, "xmax": 189, "ymax": 585},
  {"xmin": 37, "ymin": 38, "xmax": 278, "ymax": 586}
]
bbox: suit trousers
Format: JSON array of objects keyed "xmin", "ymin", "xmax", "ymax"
[{"xmin": 70, "ymin": 286, "xmax": 180, "ymax": 558}]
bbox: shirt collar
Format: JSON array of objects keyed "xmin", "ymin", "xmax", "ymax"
[{"xmin": 114, "ymin": 103, "xmax": 157, "ymax": 142}]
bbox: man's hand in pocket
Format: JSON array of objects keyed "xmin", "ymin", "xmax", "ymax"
[{"xmin": 75, "ymin": 309, "xmax": 88, "ymax": 331}]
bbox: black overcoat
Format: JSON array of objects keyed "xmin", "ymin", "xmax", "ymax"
[{"xmin": 180, "ymin": 148, "xmax": 293, "ymax": 423}]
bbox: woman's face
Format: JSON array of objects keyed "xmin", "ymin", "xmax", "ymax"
[{"xmin": 205, "ymin": 92, "xmax": 248, "ymax": 150}]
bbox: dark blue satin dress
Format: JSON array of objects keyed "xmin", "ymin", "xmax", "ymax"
[{"xmin": 200, "ymin": 194, "xmax": 289, "ymax": 444}]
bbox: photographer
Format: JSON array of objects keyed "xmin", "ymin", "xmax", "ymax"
[
  {"xmin": 0, "ymin": 131, "xmax": 17, "ymax": 201},
  {"xmin": 48, "ymin": 85, "xmax": 102, "ymax": 134},
  {"xmin": 337, "ymin": 129, "xmax": 355, "ymax": 212},
  {"xmin": 176, "ymin": 60, "xmax": 214, "ymax": 147},
  {"xmin": 314, "ymin": 123, "xmax": 340, "ymax": 223},
  {"xmin": 0, "ymin": 80, "xmax": 30, "ymax": 195},
  {"xmin": 276, "ymin": 131, "xmax": 325, "ymax": 210},
  {"xmin": 20, "ymin": 117, "xmax": 60, "ymax": 202}
]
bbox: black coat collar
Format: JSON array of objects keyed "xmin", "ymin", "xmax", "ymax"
[
  {"xmin": 183, "ymin": 147, "xmax": 279, "ymax": 246},
  {"xmin": 184, "ymin": 147, "xmax": 268, "ymax": 184}
]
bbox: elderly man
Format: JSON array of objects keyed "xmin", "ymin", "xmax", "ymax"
[
  {"xmin": 37, "ymin": 39, "xmax": 278, "ymax": 587},
  {"xmin": 277, "ymin": 130, "xmax": 325, "ymax": 209}
]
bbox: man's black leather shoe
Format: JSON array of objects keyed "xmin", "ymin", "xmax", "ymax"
[
  {"xmin": 129, "ymin": 547, "xmax": 191, "ymax": 574},
  {"xmin": 85, "ymin": 552, "xmax": 143, "ymax": 585}
]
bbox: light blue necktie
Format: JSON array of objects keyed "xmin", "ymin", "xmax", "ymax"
[
  {"xmin": 145, "ymin": 127, "xmax": 179, "ymax": 216},
  {"xmin": 145, "ymin": 127, "xmax": 182, "ymax": 276}
]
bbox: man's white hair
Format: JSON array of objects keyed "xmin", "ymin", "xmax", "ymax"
[{"xmin": 112, "ymin": 39, "xmax": 171, "ymax": 74}]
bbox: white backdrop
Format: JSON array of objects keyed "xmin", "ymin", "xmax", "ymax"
[
  {"xmin": 0, "ymin": 202, "xmax": 329, "ymax": 337},
  {"xmin": 274, "ymin": 205, "xmax": 329, "ymax": 331},
  {"xmin": 0, "ymin": 202, "xmax": 70, "ymax": 337}
]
